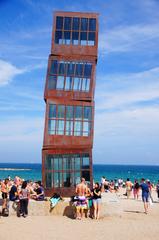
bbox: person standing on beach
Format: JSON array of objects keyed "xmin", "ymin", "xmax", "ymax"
[
  {"xmin": 92, "ymin": 182, "xmax": 101, "ymax": 220},
  {"xmin": 133, "ymin": 180, "xmax": 140, "ymax": 200},
  {"xmin": 75, "ymin": 177, "xmax": 88, "ymax": 220},
  {"xmin": 140, "ymin": 178, "xmax": 150, "ymax": 214},
  {"xmin": 19, "ymin": 181, "xmax": 30, "ymax": 218},
  {"xmin": 125, "ymin": 178, "xmax": 133, "ymax": 199},
  {"xmin": 1, "ymin": 178, "xmax": 10, "ymax": 215}
]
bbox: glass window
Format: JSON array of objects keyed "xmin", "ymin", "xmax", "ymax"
[
  {"xmin": 54, "ymin": 172, "xmax": 62, "ymax": 187},
  {"xmin": 66, "ymin": 121, "xmax": 73, "ymax": 135},
  {"xmin": 56, "ymin": 16, "xmax": 63, "ymax": 30},
  {"xmin": 55, "ymin": 31, "xmax": 63, "ymax": 44},
  {"xmin": 80, "ymin": 32, "xmax": 87, "ymax": 45},
  {"xmin": 63, "ymin": 156, "xmax": 72, "ymax": 170},
  {"xmin": 75, "ymin": 106, "xmax": 82, "ymax": 119},
  {"xmin": 85, "ymin": 78, "xmax": 90, "ymax": 92},
  {"xmin": 65, "ymin": 77, "xmax": 73, "ymax": 90},
  {"xmin": 82, "ymin": 78, "xmax": 90, "ymax": 92},
  {"xmin": 54, "ymin": 157, "xmax": 59, "ymax": 171},
  {"xmin": 50, "ymin": 60, "xmax": 58, "ymax": 74},
  {"xmin": 45, "ymin": 172, "xmax": 52, "ymax": 188},
  {"xmin": 58, "ymin": 62, "xmax": 65, "ymax": 75},
  {"xmin": 57, "ymin": 105, "xmax": 65, "ymax": 118},
  {"xmin": 74, "ymin": 172, "xmax": 81, "ymax": 185},
  {"xmin": 45, "ymin": 155, "xmax": 53, "ymax": 170},
  {"xmin": 73, "ymin": 77, "xmax": 81, "ymax": 91},
  {"xmin": 88, "ymin": 32, "xmax": 95, "ymax": 46},
  {"xmin": 48, "ymin": 120, "xmax": 56, "ymax": 135},
  {"xmin": 82, "ymin": 154, "xmax": 90, "ymax": 168},
  {"xmin": 56, "ymin": 120, "xmax": 64, "ymax": 135},
  {"xmin": 64, "ymin": 17, "xmax": 71, "ymax": 30},
  {"xmin": 89, "ymin": 18, "xmax": 96, "ymax": 31},
  {"xmin": 72, "ymin": 31, "xmax": 79, "ymax": 45},
  {"xmin": 84, "ymin": 106, "xmax": 92, "ymax": 120},
  {"xmin": 75, "ymin": 63, "xmax": 83, "ymax": 77},
  {"xmin": 56, "ymin": 76, "xmax": 64, "ymax": 90},
  {"xmin": 67, "ymin": 62, "xmax": 75, "ymax": 76},
  {"xmin": 48, "ymin": 75, "xmax": 56, "ymax": 89},
  {"xmin": 83, "ymin": 121, "xmax": 91, "ymax": 136},
  {"xmin": 63, "ymin": 31, "xmax": 71, "ymax": 45},
  {"xmin": 81, "ymin": 18, "xmax": 88, "ymax": 31},
  {"xmin": 49, "ymin": 104, "xmax": 56, "ymax": 118},
  {"xmin": 72, "ymin": 17, "xmax": 80, "ymax": 30},
  {"xmin": 74, "ymin": 155, "xmax": 81, "ymax": 170},
  {"xmin": 66, "ymin": 106, "xmax": 74, "ymax": 119},
  {"xmin": 63, "ymin": 172, "xmax": 71, "ymax": 187},
  {"xmin": 84, "ymin": 64, "xmax": 92, "ymax": 78},
  {"xmin": 74, "ymin": 121, "xmax": 82, "ymax": 136}
]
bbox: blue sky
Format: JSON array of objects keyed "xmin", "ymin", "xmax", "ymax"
[{"xmin": 0, "ymin": 0, "xmax": 159, "ymax": 165}]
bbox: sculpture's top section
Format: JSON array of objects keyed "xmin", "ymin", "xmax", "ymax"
[{"xmin": 51, "ymin": 11, "xmax": 99, "ymax": 57}]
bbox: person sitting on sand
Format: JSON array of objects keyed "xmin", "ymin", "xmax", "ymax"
[
  {"xmin": 140, "ymin": 178, "xmax": 150, "ymax": 214},
  {"xmin": 32, "ymin": 181, "xmax": 45, "ymax": 201},
  {"xmin": 75, "ymin": 177, "xmax": 88, "ymax": 220},
  {"xmin": 92, "ymin": 182, "xmax": 101, "ymax": 220}
]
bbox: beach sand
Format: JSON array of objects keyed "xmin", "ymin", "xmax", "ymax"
[{"xmin": 0, "ymin": 190, "xmax": 159, "ymax": 240}]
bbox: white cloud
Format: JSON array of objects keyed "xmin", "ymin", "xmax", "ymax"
[
  {"xmin": 99, "ymin": 23, "xmax": 159, "ymax": 54},
  {"xmin": 0, "ymin": 59, "xmax": 26, "ymax": 86}
]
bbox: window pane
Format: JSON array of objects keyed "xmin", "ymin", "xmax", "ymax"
[
  {"xmin": 74, "ymin": 172, "xmax": 81, "ymax": 185},
  {"xmin": 48, "ymin": 120, "xmax": 56, "ymax": 135},
  {"xmin": 67, "ymin": 62, "xmax": 75, "ymax": 76},
  {"xmin": 63, "ymin": 31, "xmax": 71, "ymax": 45},
  {"xmin": 64, "ymin": 17, "xmax": 71, "ymax": 30},
  {"xmin": 80, "ymin": 32, "xmax": 87, "ymax": 45},
  {"xmin": 74, "ymin": 121, "xmax": 82, "ymax": 136},
  {"xmin": 72, "ymin": 31, "xmax": 79, "ymax": 45},
  {"xmin": 88, "ymin": 32, "xmax": 95, "ymax": 46},
  {"xmin": 54, "ymin": 172, "xmax": 62, "ymax": 187},
  {"xmin": 63, "ymin": 172, "xmax": 71, "ymax": 187},
  {"xmin": 56, "ymin": 76, "xmax": 64, "ymax": 89},
  {"xmin": 84, "ymin": 64, "xmax": 92, "ymax": 77},
  {"xmin": 65, "ymin": 77, "xmax": 73, "ymax": 90},
  {"xmin": 75, "ymin": 63, "xmax": 83, "ymax": 77},
  {"xmin": 72, "ymin": 17, "xmax": 80, "ymax": 30},
  {"xmin": 58, "ymin": 62, "xmax": 65, "ymax": 75},
  {"xmin": 74, "ymin": 155, "xmax": 81, "ymax": 170},
  {"xmin": 45, "ymin": 155, "xmax": 53, "ymax": 170},
  {"xmin": 66, "ymin": 106, "xmax": 74, "ymax": 119},
  {"xmin": 89, "ymin": 18, "xmax": 96, "ymax": 31},
  {"xmin": 75, "ymin": 106, "xmax": 82, "ymax": 119},
  {"xmin": 82, "ymin": 78, "xmax": 90, "ymax": 92},
  {"xmin": 81, "ymin": 18, "xmax": 88, "ymax": 31},
  {"xmin": 57, "ymin": 105, "xmax": 65, "ymax": 118},
  {"xmin": 84, "ymin": 106, "xmax": 92, "ymax": 120},
  {"xmin": 83, "ymin": 121, "xmax": 91, "ymax": 136},
  {"xmin": 49, "ymin": 104, "xmax": 56, "ymax": 118},
  {"xmin": 45, "ymin": 172, "xmax": 52, "ymax": 188},
  {"xmin": 55, "ymin": 31, "xmax": 63, "ymax": 44},
  {"xmin": 50, "ymin": 60, "xmax": 58, "ymax": 74},
  {"xmin": 63, "ymin": 156, "xmax": 72, "ymax": 170},
  {"xmin": 66, "ymin": 121, "xmax": 73, "ymax": 135},
  {"xmin": 58, "ymin": 157, "xmax": 62, "ymax": 170},
  {"xmin": 56, "ymin": 120, "xmax": 64, "ymax": 135},
  {"xmin": 54, "ymin": 157, "xmax": 59, "ymax": 171},
  {"xmin": 48, "ymin": 75, "xmax": 56, "ymax": 89},
  {"xmin": 56, "ymin": 16, "xmax": 63, "ymax": 30},
  {"xmin": 82, "ymin": 154, "xmax": 90, "ymax": 168},
  {"xmin": 73, "ymin": 77, "xmax": 81, "ymax": 91}
]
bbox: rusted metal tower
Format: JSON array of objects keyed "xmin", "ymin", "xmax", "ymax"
[{"xmin": 42, "ymin": 11, "xmax": 98, "ymax": 196}]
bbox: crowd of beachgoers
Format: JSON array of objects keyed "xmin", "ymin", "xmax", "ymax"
[{"xmin": 0, "ymin": 176, "xmax": 159, "ymax": 219}]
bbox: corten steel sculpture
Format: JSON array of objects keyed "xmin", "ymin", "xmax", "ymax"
[{"xmin": 42, "ymin": 11, "xmax": 98, "ymax": 197}]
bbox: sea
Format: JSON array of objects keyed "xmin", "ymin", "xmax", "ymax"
[{"xmin": 0, "ymin": 163, "xmax": 159, "ymax": 184}]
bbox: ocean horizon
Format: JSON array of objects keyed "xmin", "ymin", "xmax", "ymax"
[{"xmin": 0, "ymin": 163, "xmax": 159, "ymax": 184}]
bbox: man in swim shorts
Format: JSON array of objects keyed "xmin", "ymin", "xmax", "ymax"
[{"xmin": 140, "ymin": 178, "xmax": 150, "ymax": 214}]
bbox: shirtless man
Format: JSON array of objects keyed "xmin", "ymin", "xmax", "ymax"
[{"xmin": 75, "ymin": 178, "xmax": 88, "ymax": 219}]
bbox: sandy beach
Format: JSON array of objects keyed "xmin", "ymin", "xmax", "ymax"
[{"xmin": 0, "ymin": 190, "xmax": 159, "ymax": 240}]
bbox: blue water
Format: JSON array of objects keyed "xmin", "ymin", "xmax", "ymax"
[{"xmin": 0, "ymin": 163, "xmax": 159, "ymax": 184}]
